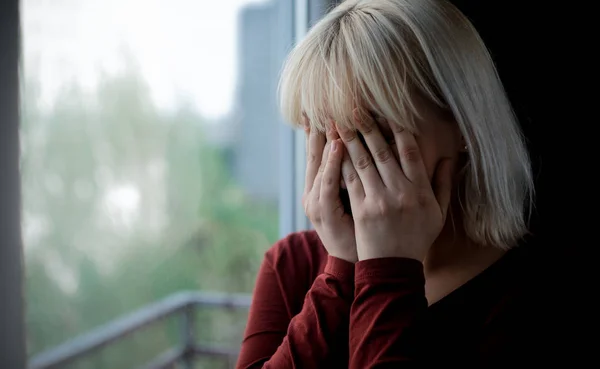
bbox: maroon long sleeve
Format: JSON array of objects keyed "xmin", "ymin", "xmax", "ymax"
[
  {"xmin": 237, "ymin": 230, "xmax": 549, "ymax": 368},
  {"xmin": 236, "ymin": 232, "xmax": 354, "ymax": 369},
  {"xmin": 350, "ymin": 258, "xmax": 427, "ymax": 368}
]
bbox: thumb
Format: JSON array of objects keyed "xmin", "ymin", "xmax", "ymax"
[{"xmin": 433, "ymin": 158, "xmax": 454, "ymax": 221}]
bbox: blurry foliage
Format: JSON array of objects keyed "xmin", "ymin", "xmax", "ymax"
[{"xmin": 21, "ymin": 66, "xmax": 278, "ymax": 368}]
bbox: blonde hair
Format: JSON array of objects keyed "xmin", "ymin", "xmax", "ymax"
[{"xmin": 278, "ymin": 0, "xmax": 533, "ymax": 250}]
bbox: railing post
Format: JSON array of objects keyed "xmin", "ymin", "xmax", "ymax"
[{"xmin": 180, "ymin": 306, "xmax": 195, "ymax": 369}]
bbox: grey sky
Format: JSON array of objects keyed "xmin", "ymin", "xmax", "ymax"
[{"xmin": 22, "ymin": 0, "xmax": 267, "ymax": 119}]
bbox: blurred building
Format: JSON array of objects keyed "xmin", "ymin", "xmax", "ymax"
[{"xmin": 231, "ymin": 0, "xmax": 290, "ymax": 203}]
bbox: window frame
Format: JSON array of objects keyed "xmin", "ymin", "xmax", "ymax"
[
  {"xmin": 0, "ymin": 0, "xmax": 27, "ymax": 367},
  {"xmin": 279, "ymin": 0, "xmax": 334, "ymax": 237}
]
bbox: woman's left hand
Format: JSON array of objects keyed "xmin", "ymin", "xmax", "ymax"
[{"xmin": 336, "ymin": 108, "xmax": 454, "ymax": 262}]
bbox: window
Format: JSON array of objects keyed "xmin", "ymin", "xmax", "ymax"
[{"xmin": 19, "ymin": 0, "xmax": 320, "ymax": 367}]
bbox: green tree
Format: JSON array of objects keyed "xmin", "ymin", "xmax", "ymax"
[{"xmin": 22, "ymin": 65, "xmax": 278, "ymax": 368}]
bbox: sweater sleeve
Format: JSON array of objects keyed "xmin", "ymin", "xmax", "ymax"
[
  {"xmin": 349, "ymin": 258, "xmax": 427, "ymax": 368},
  {"xmin": 237, "ymin": 255, "xmax": 355, "ymax": 369}
]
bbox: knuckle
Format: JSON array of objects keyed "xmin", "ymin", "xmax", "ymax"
[
  {"xmin": 400, "ymin": 146, "xmax": 420, "ymax": 162},
  {"xmin": 356, "ymin": 197, "xmax": 390, "ymax": 221},
  {"xmin": 327, "ymin": 151, "xmax": 338, "ymax": 164},
  {"xmin": 332, "ymin": 202, "xmax": 346, "ymax": 217},
  {"xmin": 374, "ymin": 147, "xmax": 393, "ymax": 163},
  {"xmin": 358, "ymin": 119, "xmax": 374, "ymax": 134},
  {"xmin": 304, "ymin": 202, "xmax": 313, "ymax": 218},
  {"xmin": 345, "ymin": 170, "xmax": 360, "ymax": 184},
  {"xmin": 323, "ymin": 174, "xmax": 334, "ymax": 187},
  {"xmin": 398, "ymin": 191, "xmax": 428, "ymax": 208},
  {"xmin": 375, "ymin": 198, "xmax": 390, "ymax": 215},
  {"xmin": 392, "ymin": 125, "xmax": 405, "ymax": 134},
  {"xmin": 355, "ymin": 155, "xmax": 372, "ymax": 170},
  {"xmin": 396, "ymin": 192, "xmax": 412, "ymax": 208},
  {"xmin": 415, "ymin": 191, "xmax": 430, "ymax": 207},
  {"xmin": 342, "ymin": 133, "xmax": 357, "ymax": 143},
  {"xmin": 306, "ymin": 203, "xmax": 320, "ymax": 221},
  {"xmin": 308, "ymin": 153, "xmax": 318, "ymax": 164}
]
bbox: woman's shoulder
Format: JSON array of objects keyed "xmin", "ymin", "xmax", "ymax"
[
  {"xmin": 260, "ymin": 230, "xmax": 329, "ymax": 315},
  {"xmin": 264, "ymin": 229, "xmax": 329, "ymax": 279}
]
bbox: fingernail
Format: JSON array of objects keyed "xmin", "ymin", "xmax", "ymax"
[
  {"xmin": 331, "ymin": 140, "xmax": 338, "ymax": 152},
  {"xmin": 326, "ymin": 121, "xmax": 334, "ymax": 134},
  {"xmin": 335, "ymin": 122, "xmax": 348, "ymax": 133},
  {"xmin": 353, "ymin": 107, "xmax": 372, "ymax": 127},
  {"xmin": 302, "ymin": 113, "xmax": 310, "ymax": 130},
  {"xmin": 352, "ymin": 108, "xmax": 361, "ymax": 123},
  {"xmin": 376, "ymin": 115, "xmax": 387, "ymax": 125}
]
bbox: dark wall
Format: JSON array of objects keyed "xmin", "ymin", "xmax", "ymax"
[
  {"xmin": 450, "ymin": 1, "xmax": 590, "ymax": 362},
  {"xmin": 449, "ymin": 1, "xmax": 591, "ymax": 251}
]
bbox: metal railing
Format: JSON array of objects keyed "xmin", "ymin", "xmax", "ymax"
[{"xmin": 28, "ymin": 291, "xmax": 252, "ymax": 369}]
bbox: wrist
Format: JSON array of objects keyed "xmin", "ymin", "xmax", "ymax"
[
  {"xmin": 357, "ymin": 247, "xmax": 424, "ymax": 262},
  {"xmin": 329, "ymin": 252, "xmax": 358, "ymax": 263}
]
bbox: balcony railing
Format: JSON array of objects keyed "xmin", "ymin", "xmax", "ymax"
[{"xmin": 28, "ymin": 291, "xmax": 252, "ymax": 369}]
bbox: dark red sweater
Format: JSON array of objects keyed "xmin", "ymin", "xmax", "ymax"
[{"xmin": 236, "ymin": 230, "xmax": 551, "ymax": 368}]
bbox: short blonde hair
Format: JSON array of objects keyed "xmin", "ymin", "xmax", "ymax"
[{"xmin": 278, "ymin": 0, "xmax": 534, "ymax": 249}]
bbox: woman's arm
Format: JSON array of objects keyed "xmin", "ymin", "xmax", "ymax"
[
  {"xmin": 349, "ymin": 258, "xmax": 427, "ymax": 368},
  {"xmin": 333, "ymin": 108, "xmax": 453, "ymax": 368},
  {"xmin": 236, "ymin": 255, "xmax": 354, "ymax": 369}
]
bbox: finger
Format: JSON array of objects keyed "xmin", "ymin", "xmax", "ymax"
[
  {"xmin": 315, "ymin": 122, "xmax": 339, "ymax": 198},
  {"xmin": 333, "ymin": 117, "xmax": 345, "ymax": 191},
  {"xmin": 433, "ymin": 158, "xmax": 454, "ymax": 221},
  {"xmin": 392, "ymin": 126, "xmax": 429, "ymax": 186},
  {"xmin": 335, "ymin": 121, "xmax": 383, "ymax": 195},
  {"xmin": 312, "ymin": 139, "xmax": 332, "ymax": 199},
  {"xmin": 319, "ymin": 120, "xmax": 338, "ymax": 170},
  {"xmin": 305, "ymin": 121, "xmax": 326, "ymax": 194},
  {"xmin": 320, "ymin": 139, "xmax": 344, "ymax": 213},
  {"xmin": 302, "ymin": 112, "xmax": 310, "ymax": 134},
  {"xmin": 326, "ymin": 119, "xmax": 340, "ymax": 141},
  {"xmin": 320, "ymin": 140, "xmax": 332, "ymax": 175},
  {"xmin": 353, "ymin": 108, "xmax": 405, "ymax": 188},
  {"xmin": 381, "ymin": 120, "xmax": 401, "ymax": 165},
  {"xmin": 341, "ymin": 142, "xmax": 365, "ymax": 201}
]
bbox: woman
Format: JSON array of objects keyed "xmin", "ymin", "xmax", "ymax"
[{"xmin": 237, "ymin": 0, "xmax": 536, "ymax": 367}]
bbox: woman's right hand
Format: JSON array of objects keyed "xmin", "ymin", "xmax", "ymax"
[{"xmin": 302, "ymin": 116, "xmax": 358, "ymax": 263}]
